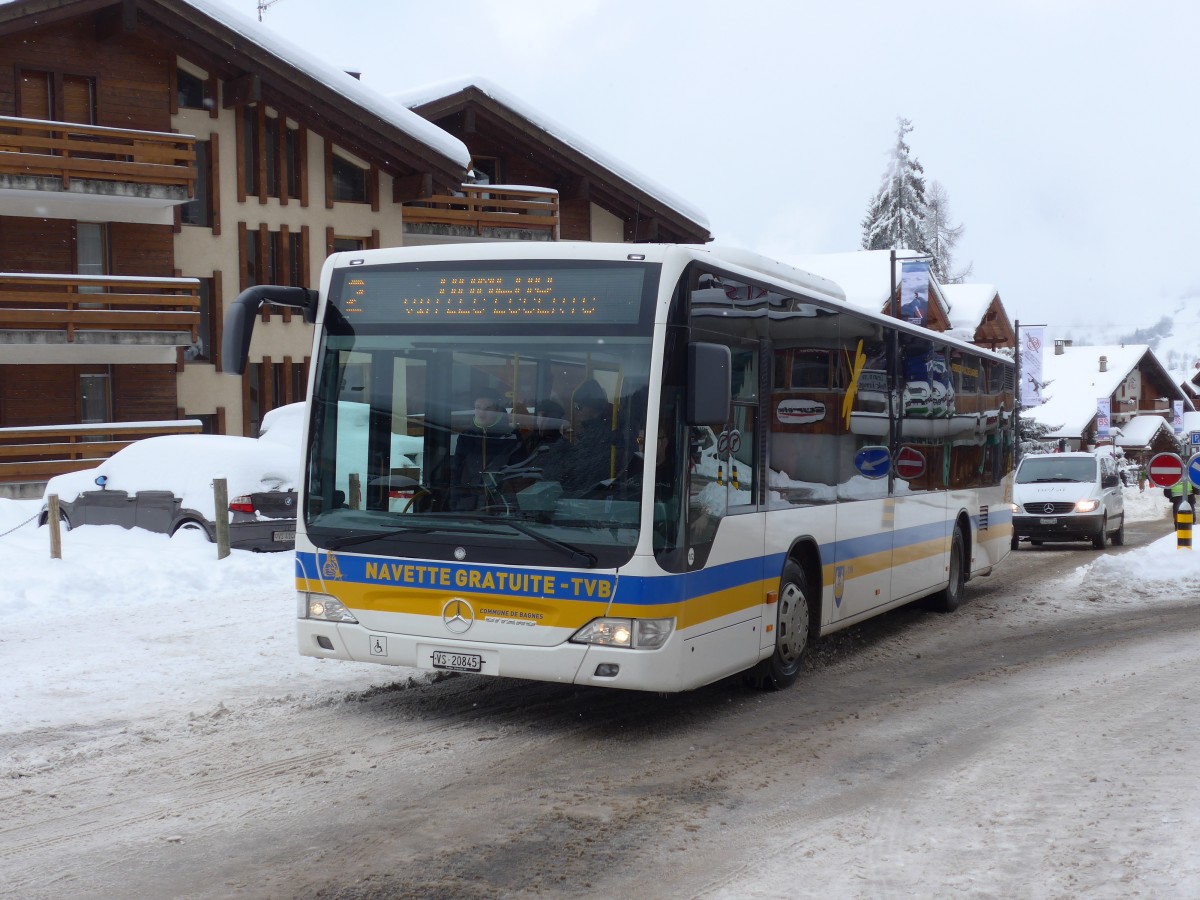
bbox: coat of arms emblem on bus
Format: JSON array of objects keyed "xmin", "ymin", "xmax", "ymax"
[{"xmin": 322, "ymin": 552, "xmax": 343, "ymax": 580}]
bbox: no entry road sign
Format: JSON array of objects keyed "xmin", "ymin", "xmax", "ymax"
[
  {"xmin": 1147, "ymin": 452, "xmax": 1184, "ymax": 488},
  {"xmin": 895, "ymin": 446, "xmax": 926, "ymax": 480}
]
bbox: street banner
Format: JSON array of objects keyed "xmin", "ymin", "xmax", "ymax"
[
  {"xmin": 1096, "ymin": 398, "xmax": 1111, "ymax": 439},
  {"xmin": 1173, "ymin": 400, "xmax": 1184, "ymax": 433},
  {"xmin": 1020, "ymin": 326, "xmax": 1044, "ymax": 408},
  {"xmin": 900, "ymin": 260, "xmax": 930, "ymax": 326}
]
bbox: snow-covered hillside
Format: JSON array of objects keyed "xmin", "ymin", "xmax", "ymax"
[{"xmin": 1056, "ymin": 292, "xmax": 1200, "ymax": 387}]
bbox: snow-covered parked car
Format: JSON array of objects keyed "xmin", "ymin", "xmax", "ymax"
[{"xmin": 38, "ymin": 404, "xmax": 303, "ymax": 552}]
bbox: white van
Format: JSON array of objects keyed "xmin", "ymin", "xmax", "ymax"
[{"xmin": 1010, "ymin": 451, "xmax": 1125, "ymax": 550}]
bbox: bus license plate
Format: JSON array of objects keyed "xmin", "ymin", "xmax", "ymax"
[
  {"xmin": 273, "ymin": 530, "xmax": 296, "ymax": 542},
  {"xmin": 1039, "ymin": 518, "xmax": 1057, "ymax": 525},
  {"xmin": 431, "ymin": 651, "xmax": 482, "ymax": 672}
]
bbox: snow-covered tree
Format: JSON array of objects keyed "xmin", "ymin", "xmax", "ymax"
[
  {"xmin": 861, "ymin": 118, "xmax": 931, "ymax": 255},
  {"xmin": 923, "ymin": 181, "xmax": 973, "ymax": 283}
]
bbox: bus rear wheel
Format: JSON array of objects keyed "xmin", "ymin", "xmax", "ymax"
[
  {"xmin": 749, "ymin": 560, "xmax": 811, "ymax": 691},
  {"xmin": 929, "ymin": 525, "xmax": 966, "ymax": 613}
]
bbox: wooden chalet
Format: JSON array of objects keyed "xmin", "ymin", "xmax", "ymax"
[{"xmin": 0, "ymin": 2, "xmax": 710, "ymax": 494}]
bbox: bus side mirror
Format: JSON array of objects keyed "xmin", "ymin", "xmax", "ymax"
[
  {"xmin": 687, "ymin": 342, "xmax": 731, "ymax": 426},
  {"xmin": 221, "ymin": 285, "xmax": 318, "ymax": 375}
]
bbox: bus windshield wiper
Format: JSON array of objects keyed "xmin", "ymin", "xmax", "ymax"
[
  {"xmin": 475, "ymin": 515, "xmax": 598, "ymax": 568},
  {"xmin": 321, "ymin": 519, "xmax": 502, "ymax": 550}
]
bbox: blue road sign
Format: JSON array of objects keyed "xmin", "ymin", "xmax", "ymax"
[
  {"xmin": 1191, "ymin": 430, "xmax": 1200, "ymax": 447},
  {"xmin": 1188, "ymin": 453, "xmax": 1200, "ymax": 490},
  {"xmin": 854, "ymin": 445, "xmax": 891, "ymax": 480}
]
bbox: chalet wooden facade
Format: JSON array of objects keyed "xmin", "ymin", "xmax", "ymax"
[
  {"xmin": 402, "ymin": 80, "xmax": 711, "ymax": 245},
  {"xmin": 0, "ymin": 0, "xmax": 710, "ymax": 492}
]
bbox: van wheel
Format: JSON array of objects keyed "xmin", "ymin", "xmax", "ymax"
[
  {"xmin": 1092, "ymin": 517, "xmax": 1107, "ymax": 549},
  {"xmin": 1010, "ymin": 532, "xmax": 1019, "ymax": 551},
  {"xmin": 930, "ymin": 526, "xmax": 966, "ymax": 613},
  {"xmin": 1110, "ymin": 518, "xmax": 1125, "ymax": 546},
  {"xmin": 748, "ymin": 561, "xmax": 811, "ymax": 691}
]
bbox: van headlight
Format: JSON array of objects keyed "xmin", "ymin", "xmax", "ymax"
[
  {"xmin": 305, "ymin": 592, "xmax": 358, "ymax": 623},
  {"xmin": 571, "ymin": 617, "xmax": 674, "ymax": 649},
  {"xmin": 1074, "ymin": 499, "xmax": 1100, "ymax": 513}
]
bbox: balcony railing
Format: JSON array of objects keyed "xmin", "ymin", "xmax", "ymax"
[
  {"xmin": 0, "ymin": 273, "xmax": 200, "ymax": 343},
  {"xmin": 0, "ymin": 115, "xmax": 195, "ymax": 196},
  {"xmin": 0, "ymin": 420, "xmax": 203, "ymax": 484},
  {"xmin": 403, "ymin": 185, "xmax": 559, "ymax": 239}
]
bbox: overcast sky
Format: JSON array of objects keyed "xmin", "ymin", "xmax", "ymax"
[{"xmin": 216, "ymin": 0, "xmax": 1199, "ymax": 340}]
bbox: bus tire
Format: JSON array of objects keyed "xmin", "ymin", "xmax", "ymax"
[
  {"xmin": 930, "ymin": 525, "xmax": 966, "ymax": 613},
  {"xmin": 1092, "ymin": 517, "xmax": 1107, "ymax": 549},
  {"xmin": 749, "ymin": 560, "xmax": 812, "ymax": 691}
]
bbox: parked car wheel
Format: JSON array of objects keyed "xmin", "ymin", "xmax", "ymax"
[{"xmin": 171, "ymin": 519, "xmax": 212, "ymax": 542}]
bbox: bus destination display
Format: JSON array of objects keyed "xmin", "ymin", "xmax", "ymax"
[{"xmin": 334, "ymin": 266, "xmax": 648, "ymax": 325}]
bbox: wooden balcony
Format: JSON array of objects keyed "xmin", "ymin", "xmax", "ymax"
[
  {"xmin": 0, "ymin": 273, "xmax": 200, "ymax": 344},
  {"xmin": 0, "ymin": 115, "xmax": 195, "ymax": 198},
  {"xmin": 403, "ymin": 185, "xmax": 559, "ymax": 239},
  {"xmin": 0, "ymin": 420, "xmax": 203, "ymax": 485}
]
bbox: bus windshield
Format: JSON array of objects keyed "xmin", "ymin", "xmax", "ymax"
[{"xmin": 303, "ymin": 262, "xmax": 661, "ymax": 568}]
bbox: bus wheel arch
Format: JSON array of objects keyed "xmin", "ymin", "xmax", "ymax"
[{"xmin": 749, "ymin": 542, "xmax": 821, "ymax": 691}]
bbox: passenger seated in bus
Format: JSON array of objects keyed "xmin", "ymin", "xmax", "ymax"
[
  {"xmin": 449, "ymin": 386, "xmax": 521, "ymax": 510},
  {"xmin": 513, "ymin": 398, "xmax": 565, "ymax": 466},
  {"xmin": 541, "ymin": 379, "xmax": 615, "ymax": 494}
]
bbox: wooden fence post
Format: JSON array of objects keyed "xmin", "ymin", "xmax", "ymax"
[
  {"xmin": 213, "ymin": 478, "xmax": 231, "ymax": 559},
  {"xmin": 48, "ymin": 494, "xmax": 61, "ymax": 560}
]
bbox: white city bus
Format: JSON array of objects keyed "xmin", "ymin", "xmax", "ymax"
[{"xmin": 225, "ymin": 242, "xmax": 1015, "ymax": 692}]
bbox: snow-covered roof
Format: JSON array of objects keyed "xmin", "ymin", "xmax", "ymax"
[
  {"xmin": 795, "ymin": 249, "xmax": 948, "ymax": 317},
  {"xmin": 1027, "ymin": 344, "xmax": 1155, "ymax": 438},
  {"xmin": 941, "ymin": 283, "xmax": 998, "ymax": 332},
  {"xmin": 176, "ymin": 0, "xmax": 469, "ymax": 168},
  {"xmin": 1114, "ymin": 413, "xmax": 1171, "ymax": 449},
  {"xmin": 392, "ymin": 77, "xmax": 710, "ymax": 231}
]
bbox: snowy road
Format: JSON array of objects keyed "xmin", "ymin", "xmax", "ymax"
[{"xmin": 2, "ymin": 503, "xmax": 1197, "ymax": 898}]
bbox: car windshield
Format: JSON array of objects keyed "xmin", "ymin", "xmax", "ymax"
[{"xmin": 1016, "ymin": 457, "xmax": 1097, "ymax": 484}]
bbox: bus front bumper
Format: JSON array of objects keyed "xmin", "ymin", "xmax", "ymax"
[{"xmin": 297, "ymin": 619, "xmax": 685, "ymax": 692}]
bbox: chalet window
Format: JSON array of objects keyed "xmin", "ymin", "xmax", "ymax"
[
  {"xmin": 241, "ymin": 107, "xmax": 259, "ymax": 197},
  {"xmin": 240, "ymin": 107, "xmax": 302, "ymax": 201},
  {"xmin": 241, "ymin": 224, "xmax": 309, "ymax": 292},
  {"xmin": 177, "ymin": 68, "xmax": 209, "ymax": 110},
  {"xmin": 19, "ymin": 69, "xmax": 96, "ymax": 123},
  {"xmin": 332, "ymin": 153, "xmax": 368, "ymax": 202},
  {"xmin": 79, "ymin": 372, "xmax": 112, "ymax": 425},
  {"xmin": 180, "ymin": 139, "xmax": 211, "ymax": 227},
  {"xmin": 185, "ymin": 277, "xmax": 213, "ymax": 362},
  {"xmin": 332, "ymin": 236, "xmax": 365, "ymax": 252},
  {"xmin": 285, "ymin": 127, "xmax": 301, "ymax": 198}
]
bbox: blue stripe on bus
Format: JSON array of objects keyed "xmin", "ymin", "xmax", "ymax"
[{"xmin": 297, "ymin": 504, "xmax": 1012, "ymax": 608}]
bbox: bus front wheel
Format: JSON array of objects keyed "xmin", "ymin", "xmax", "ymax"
[{"xmin": 749, "ymin": 560, "xmax": 812, "ymax": 691}]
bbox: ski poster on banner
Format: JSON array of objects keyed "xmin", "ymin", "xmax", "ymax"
[
  {"xmin": 1174, "ymin": 400, "xmax": 1184, "ymax": 433},
  {"xmin": 1020, "ymin": 326, "xmax": 1044, "ymax": 408},
  {"xmin": 1096, "ymin": 398, "xmax": 1111, "ymax": 439},
  {"xmin": 900, "ymin": 260, "xmax": 930, "ymax": 326}
]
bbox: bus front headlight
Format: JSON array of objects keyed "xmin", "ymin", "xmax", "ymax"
[
  {"xmin": 571, "ymin": 617, "xmax": 674, "ymax": 650},
  {"xmin": 306, "ymin": 592, "xmax": 358, "ymax": 623},
  {"xmin": 1074, "ymin": 499, "xmax": 1100, "ymax": 513}
]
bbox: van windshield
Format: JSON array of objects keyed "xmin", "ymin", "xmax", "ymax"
[{"xmin": 1016, "ymin": 457, "xmax": 1097, "ymax": 484}]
